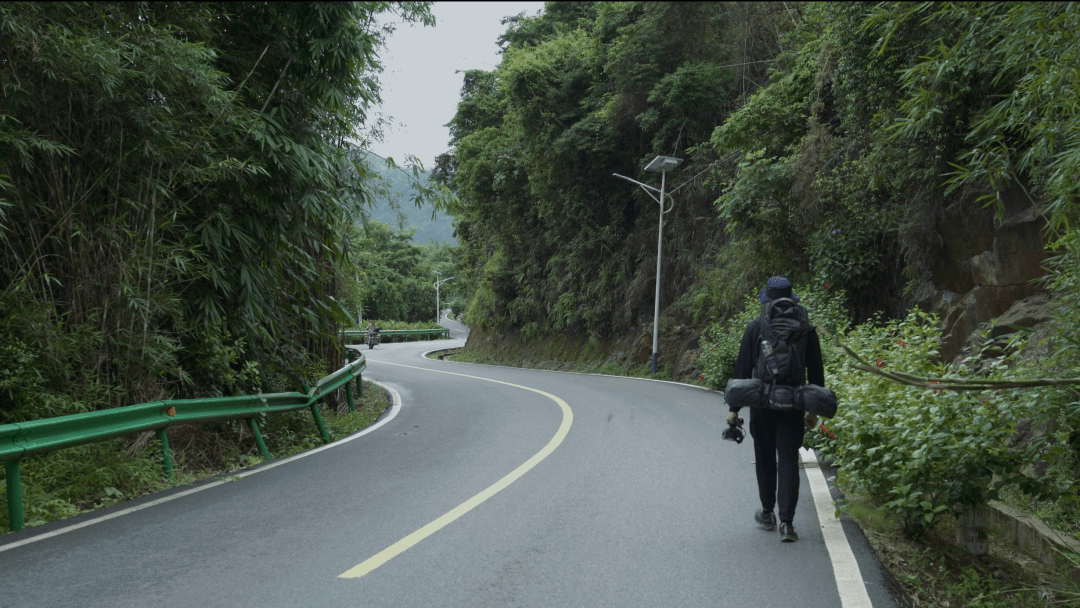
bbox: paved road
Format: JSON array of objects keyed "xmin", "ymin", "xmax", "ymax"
[
  {"xmin": 440, "ymin": 309, "xmax": 470, "ymax": 339},
  {"xmin": 0, "ymin": 318, "xmax": 900, "ymax": 607}
]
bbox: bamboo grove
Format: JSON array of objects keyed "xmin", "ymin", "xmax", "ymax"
[{"xmin": 0, "ymin": 2, "xmax": 435, "ymax": 421}]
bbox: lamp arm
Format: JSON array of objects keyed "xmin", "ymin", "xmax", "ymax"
[
  {"xmin": 662, "ymin": 194, "xmax": 675, "ymax": 214},
  {"xmin": 613, "ymin": 173, "xmax": 663, "ymax": 206},
  {"xmin": 612, "ymin": 173, "xmax": 662, "ymax": 193}
]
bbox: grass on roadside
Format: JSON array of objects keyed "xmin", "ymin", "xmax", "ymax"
[
  {"xmin": 841, "ymin": 493, "xmax": 1080, "ymax": 607},
  {"xmin": 998, "ymin": 452, "xmax": 1080, "ymax": 542},
  {"xmin": 0, "ymin": 380, "xmax": 390, "ymax": 534},
  {"xmin": 448, "ymin": 348, "xmax": 687, "ymax": 383},
  {"xmin": 246, "ymin": 379, "xmax": 391, "ymax": 463}
]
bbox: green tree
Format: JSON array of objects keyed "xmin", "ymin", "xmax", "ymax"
[
  {"xmin": 442, "ymin": 2, "xmax": 792, "ymax": 339},
  {"xmin": 338, "ymin": 220, "xmax": 460, "ymax": 324},
  {"xmin": 0, "ymin": 1, "xmax": 435, "ymax": 418}
]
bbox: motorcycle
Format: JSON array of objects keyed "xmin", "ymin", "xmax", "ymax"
[{"xmin": 367, "ymin": 327, "xmax": 380, "ymax": 350}]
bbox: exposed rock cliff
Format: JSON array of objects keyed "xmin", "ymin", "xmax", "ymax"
[{"xmin": 918, "ymin": 193, "xmax": 1050, "ymax": 363}]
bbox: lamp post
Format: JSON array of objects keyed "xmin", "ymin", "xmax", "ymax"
[
  {"xmin": 613, "ymin": 155, "xmax": 682, "ymax": 374},
  {"xmin": 434, "ymin": 271, "xmax": 454, "ymax": 323}
]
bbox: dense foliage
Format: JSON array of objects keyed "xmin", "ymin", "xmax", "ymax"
[
  {"xmin": 811, "ymin": 310, "xmax": 1072, "ymax": 535},
  {"xmin": 336, "ymin": 219, "xmax": 460, "ymax": 324},
  {"xmin": 5, "ymin": 0, "xmax": 1080, "ymax": 544},
  {"xmin": 439, "ymin": 2, "xmax": 790, "ymax": 340},
  {"xmin": 444, "ymin": 0, "xmax": 1080, "ymax": 330},
  {"xmin": 708, "ymin": 1, "xmax": 1080, "ymax": 320},
  {"xmin": 0, "ymin": 1, "xmax": 434, "ymax": 420}
]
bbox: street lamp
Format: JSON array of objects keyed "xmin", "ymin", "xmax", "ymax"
[
  {"xmin": 434, "ymin": 271, "xmax": 455, "ymax": 323},
  {"xmin": 614, "ymin": 155, "xmax": 682, "ymax": 374}
]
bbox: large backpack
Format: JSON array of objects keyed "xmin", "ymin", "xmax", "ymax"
[{"xmin": 754, "ymin": 298, "xmax": 811, "ymax": 410}]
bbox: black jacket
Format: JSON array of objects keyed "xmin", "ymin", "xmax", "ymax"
[{"xmin": 729, "ymin": 317, "xmax": 826, "ymax": 412}]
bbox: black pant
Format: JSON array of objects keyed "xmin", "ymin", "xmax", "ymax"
[{"xmin": 749, "ymin": 408, "xmax": 804, "ymax": 524}]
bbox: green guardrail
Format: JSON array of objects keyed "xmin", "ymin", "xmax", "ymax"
[
  {"xmin": 342, "ymin": 328, "xmax": 450, "ymax": 343},
  {"xmin": 0, "ymin": 353, "xmax": 367, "ymax": 533}
]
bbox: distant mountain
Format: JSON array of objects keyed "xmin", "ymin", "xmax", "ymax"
[{"xmin": 359, "ymin": 152, "xmax": 457, "ymax": 245}]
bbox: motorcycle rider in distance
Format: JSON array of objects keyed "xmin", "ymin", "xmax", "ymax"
[{"xmin": 367, "ymin": 320, "xmax": 380, "ymax": 349}]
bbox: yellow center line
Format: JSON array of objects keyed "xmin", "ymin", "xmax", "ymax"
[{"xmin": 338, "ymin": 361, "xmax": 573, "ymax": 579}]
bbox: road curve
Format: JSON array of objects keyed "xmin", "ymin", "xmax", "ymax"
[{"xmin": 0, "ymin": 322, "xmax": 899, "ymax": 607}]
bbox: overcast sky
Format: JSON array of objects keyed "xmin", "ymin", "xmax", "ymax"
[{"xmin": 368, "ymin": 2, "xmax": 546, "ymax": 169}]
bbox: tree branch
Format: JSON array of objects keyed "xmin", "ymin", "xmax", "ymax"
[{"xmin": 817, "ymin": 325, "xmax": 1080, "ymax": 391}]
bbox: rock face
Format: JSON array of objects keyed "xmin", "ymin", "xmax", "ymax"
[
  {"xmin": 624, "ymin": 319, "xmax": 703, "ymax": 382},
  {"xmin": 461, "ymin": 193, "xmax": 1055, "ymax": 382},
  {"xmin": 953, "ymin": 293, "xmax": 1055, "ymax": 366},
  {"xmin": 919, "ymin": 198, "xmax": 1050, "ymax": 363}
]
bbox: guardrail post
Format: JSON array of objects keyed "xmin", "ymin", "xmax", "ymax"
[
  {"xmin": 156, "ymin": 428, "xmax": 173, "ymax": 477},
  {"xmin": 309, "ymin": 405, "xmax": 331, "ymax": 444},
  {"xmin": 5, "ymin": 459, "xmax": 24, "ymax": 532},
  {"xmin": 342, "ymin": 354, "xmax": 363, "ymax": 400},
  {"xmin": 246, "ymin": 418, "xmax": 272, "ymax": 460},
  {"xmin": 345, "ymin": 381, "xmax": 356, "ymax": 413}
]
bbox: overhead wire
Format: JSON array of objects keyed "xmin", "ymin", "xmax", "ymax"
[
  {"xmin": 668, "ymin": 150, "xmax": 743, "ymax": 195},
  {"xmin": 666, "ymin": 59, "xmax": 774, "ymax": 74}
]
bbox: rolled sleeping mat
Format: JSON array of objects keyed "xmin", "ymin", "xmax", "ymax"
[
  {"xmin": 724, "ymin": 378, "xmax": 767, "ymax": 408},
  {"xmin": 797, "ymin": 384, "xmax": 838, "ymax": 419}
]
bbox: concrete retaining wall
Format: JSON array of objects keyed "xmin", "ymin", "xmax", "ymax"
[{"xmin": 989, "ymin": 500, "xmax": 1080, "ymax": 580}]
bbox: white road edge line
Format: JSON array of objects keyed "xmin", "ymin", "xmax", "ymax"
[
  {"xmin": 0, "ymin": 380, "xmax": 404, "ymax": 553},
  {"xmin": 801, "ymin": 447, "xmax": 874, "ymax": 608}
]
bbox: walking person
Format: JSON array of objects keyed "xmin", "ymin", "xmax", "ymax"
[{"xmin": 726, "ymin": 276, "xmax": 825, "ymax": 542}]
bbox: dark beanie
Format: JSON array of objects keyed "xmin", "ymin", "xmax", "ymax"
[{"xmin": 758, "ymin": 276, "xmax": 799, "ymax": 304}]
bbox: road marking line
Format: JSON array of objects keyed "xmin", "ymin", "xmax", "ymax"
[
  {"xmin": 0, "ymin": 380, "xmax": 403, "ymax": 553},
  {"xmin": 338, "ymin": 362, "xmax": 573, "ymax": 579},
  {"xmin": 373, "ymin": 355, "xmax": 871, "ymax": 605},
  {"xmin": 802, "ymin": 448, "xmax": 874, "ymax": 608}
]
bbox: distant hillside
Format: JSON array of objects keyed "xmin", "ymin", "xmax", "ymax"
[{"xmin": 360, "ymin": 152, "xmax": 457, "ymax": 245}]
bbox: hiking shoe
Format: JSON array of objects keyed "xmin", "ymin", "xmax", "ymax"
[
  {"xmin": 779, "ymin": 522, "xmax": 798, "ymax": 542},
  {"xmin": 755, "ymin": 510, "xmax": 777, "ymax": 531}
]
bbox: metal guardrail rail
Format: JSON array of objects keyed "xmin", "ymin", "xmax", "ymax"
[
  {"xmin": 341, "ymin": 328, "xmax": 450, "ymax": 342},
  {"xmin": 0, "ymin": 354, "xmax": 367, "ymax": 532}
]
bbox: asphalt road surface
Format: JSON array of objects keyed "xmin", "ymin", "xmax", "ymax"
[{"xmin": 0, "ymin": 316, "xmax": 901, "ymax": 607}]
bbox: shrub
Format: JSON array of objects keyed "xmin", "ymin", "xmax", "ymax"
[
  {"xmin": 814, "ymin": 310, "xmax": 1070, "ymax": 535},
  {"xmin": 702, "ymin": 278, "xmax": 1075, "ymax": 536},
  {"xmin": 696, "ymin": 294, "xmax": 759, "ymax": 390}
]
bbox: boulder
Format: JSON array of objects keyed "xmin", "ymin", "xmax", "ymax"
[
  {"xmin": 933, "ymin": 204, "xmax": 1049, "ymax": 363},
  {"xmin": 969, "ymin": 206, "xmax": 1048, "ymax": 287},
  {"xmin": 951, "ymin": 293, "xmax": 1054, "ymax": 365},
  {"xmin": 931, "ymin": 201, "xmax": 997, "ymax": 295},
  {"xmin": 984, "ymin": 292, "xmax": 1053, "ymax": 340}
]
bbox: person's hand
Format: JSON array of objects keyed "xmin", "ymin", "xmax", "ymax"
[
  {"xmin": 804, "ymin": 412, "xmax": 818, "ymax": 430},
  {"xmin": 726, "ymin": 410, "xmax": 741, "ymax": 426}
]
